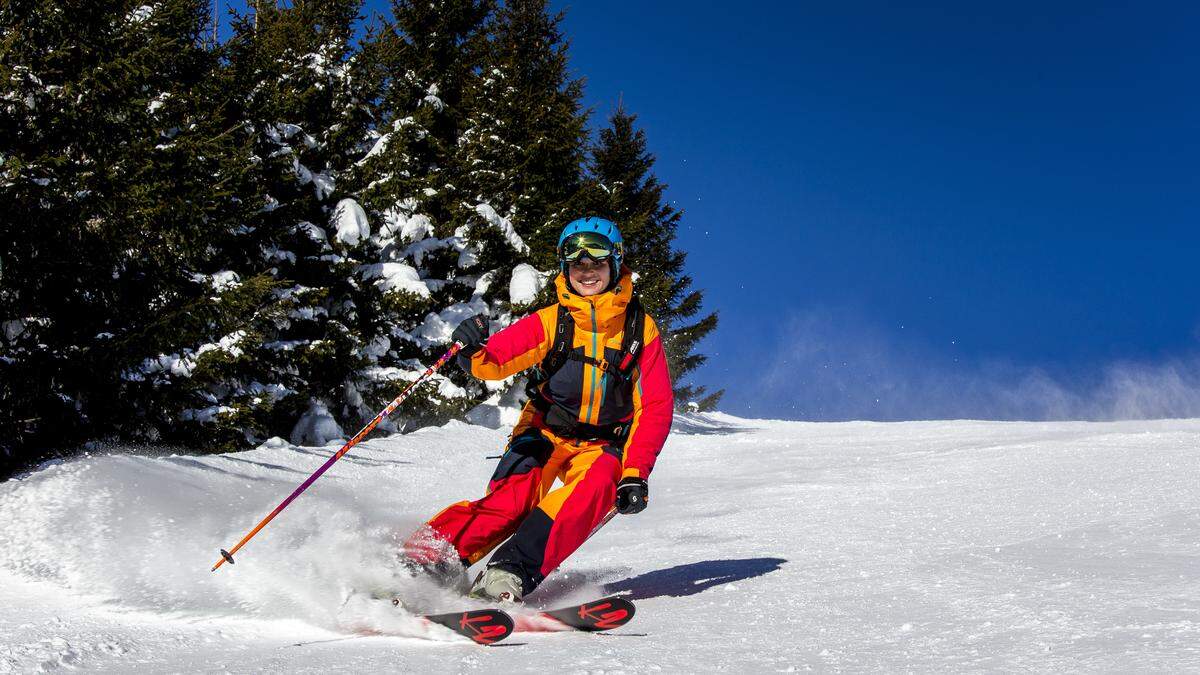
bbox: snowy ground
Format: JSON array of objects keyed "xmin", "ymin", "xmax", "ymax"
[{"xmin": 3, "ymin": 413, "xmax": 1200, "ymax": 672}]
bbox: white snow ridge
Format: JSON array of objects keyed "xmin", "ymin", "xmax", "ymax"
[{"xmin": 2, "ymin": 415, "xmax": 1200, "ymax": 671}]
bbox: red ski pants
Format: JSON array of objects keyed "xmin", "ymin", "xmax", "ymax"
[{"xmin": 411, "ymin": 422, "xmax": 621, "ymax": 595}]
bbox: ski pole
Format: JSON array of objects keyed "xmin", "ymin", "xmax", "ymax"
[
  {"xmin": 586, "ymin": 507, "xmax": 617, "ymax": 543},
  {"xmin": 211, "ymin": 343, "xmax": 463, "ymax": 572},
  {"xmin": 540, "ymin": 507, "xmax": 617, "ymax": 581}
]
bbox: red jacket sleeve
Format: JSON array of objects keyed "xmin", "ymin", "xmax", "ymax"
[
  {"xmin": 622, "ymin": 319, "xmax": 674, "ymax": 480},
  {"xmin": 466, "ymin": 308, "xmax": 554, "ymax": 380}
]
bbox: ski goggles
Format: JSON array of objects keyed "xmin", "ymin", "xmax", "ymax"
[{"xmin": 558, "ymin": 231, "xmax": 620, "ymax": 264}]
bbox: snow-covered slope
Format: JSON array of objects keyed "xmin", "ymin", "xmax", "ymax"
[{"xmin": 3, "ymin": 415, "xmax": 1200, "ymax": 672}]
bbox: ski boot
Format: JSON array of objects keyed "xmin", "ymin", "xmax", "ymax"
[
  {"xmin": 468, "ymin": 564, "xmax": 524, "ymax": 603},
  {"xmin": 400, "ymin": 527, "xmax": 469, "ymax": 593}
]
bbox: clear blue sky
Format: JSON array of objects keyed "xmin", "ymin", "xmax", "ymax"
[
  {"xmin": 359, "ymin": 1, "xmax": 1199, "ymax": 420},
  {"xmin": 549, "ymin": 1, "xmax": 1200, "ymax": 420}
]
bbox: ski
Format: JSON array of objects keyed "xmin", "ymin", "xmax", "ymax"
[
  {"xmin": 420, "ymin": 607, "xmax": 514, "ymax": 645},
  {"xmin": 533, "ymin": 596, "xmax": 636, "ymax": 632}
]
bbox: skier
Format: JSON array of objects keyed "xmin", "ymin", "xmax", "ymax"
[{"xmin": 402, "ymin": 216, "xmax": 674, "ymax": 603}]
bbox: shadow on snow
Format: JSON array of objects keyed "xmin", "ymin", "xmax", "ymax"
[
  {"xmin": 670, "ymin": 417, "xmax": 749, "ymax": 436},
  {"xmin": 602, "ymin": 557, "xmax": 787, "ymax": 601}
]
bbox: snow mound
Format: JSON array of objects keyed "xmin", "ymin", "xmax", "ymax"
[
  {"xmin": 357, "ymin": 262, "xmax": 430, "ymax": 298},
  {"xmin": 509, "ymin": 263, "xmax": 547, "ymax": 305},
  {"xmin": 382, "ymin": 202, "xmax": 434, "ymax": 243},
  {"xmin": 406, "ymin": 290, "xmax": 489, "ymax": 349},
  {"xmin": 465, "ymin": 387, "xmax": 526, "ymax": 429},
  {"xmin": 331, "ymin": 198, "xmax": 370, "ymax": 246},
  {"xmin": 473, "ymin": 203, "xmax": 528, "ymax": 253},
  {"xmin": 192, "ymin": 270, "xmax": 241, "ymax": 292},
  {"xmin": 295, "ymin": 220, "xmax": 330, "ymax": 249},
  {"xmin": 126, "ymin": 5, "xmax": 153, "ymax": 23},
  {"xmin": 290, "ymin": 399, "xmax": 345, "ymax": 446}
]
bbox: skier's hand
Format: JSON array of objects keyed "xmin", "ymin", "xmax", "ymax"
[
  {"xmin": 615, "ymin": 477, "xmax": 648, "ymax": 514},
  {"xmin": 452, "ymin": 314, "xmax": 489, "ymax": 355}
]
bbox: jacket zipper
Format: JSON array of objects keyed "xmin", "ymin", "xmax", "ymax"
[{"xmin": 584, "ymin": 300, "xmax": 600, "ymax": 423}]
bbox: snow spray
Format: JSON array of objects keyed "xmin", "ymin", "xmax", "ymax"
[{"xmin": 211, "ymin": 343, "xmax": 464, "ymax": 572}]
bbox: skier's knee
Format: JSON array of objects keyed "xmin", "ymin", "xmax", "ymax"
[{"xmin": 491, "ymin": 430, "xmax": 552, "ymax": 481}]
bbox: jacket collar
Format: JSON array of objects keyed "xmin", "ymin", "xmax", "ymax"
[{"xmin": 554, "ymin": 267, "xmax": 634, "ymax": 332}]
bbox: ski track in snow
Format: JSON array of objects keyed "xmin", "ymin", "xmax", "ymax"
[{"xmin": 3, "ymin": 414, "xmax": 1200, "ymax": 672}]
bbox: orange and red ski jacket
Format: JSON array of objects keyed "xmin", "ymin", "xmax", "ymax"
[{"xmin": 463, "ymin": 268, "xmax": 674, "ymax": 480}]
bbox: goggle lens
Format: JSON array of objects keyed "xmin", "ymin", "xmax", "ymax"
[{"xmin": 559, "ymin": 231, "xmax": 617, "ymax": 263}]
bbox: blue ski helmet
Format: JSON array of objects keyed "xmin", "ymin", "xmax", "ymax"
[{"xmin": 557, "ymin": 217, "xmax": 624, "ymax": 275}]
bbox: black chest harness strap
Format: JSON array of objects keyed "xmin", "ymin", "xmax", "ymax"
[{"xmin": 525, "ymin": 295, "xmax": 645, "ymax": 444}]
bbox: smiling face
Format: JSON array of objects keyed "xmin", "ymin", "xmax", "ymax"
[{"xmin": 567, "ymin": 258, "xmax": 612, "ymax": 297}]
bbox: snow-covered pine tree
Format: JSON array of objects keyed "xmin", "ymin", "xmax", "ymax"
[
  {"xmin": 458, "ymin": 0, "xmax": 588, "ymax": 295},
  {"xmin": 417, "ymin": 0, "xmax": 591, "ymax": 421},
  {"xmin": 0, "ymin": 0, "xmax": 265, "ymax": 471},
  {"xmin": 0, "ymin": 0, "xmax": 725, "ymax": 476},
  {"xmin": 340, "ymin": 0, "xmax": 503, "ymax": 430},
  {"xmin": 576, "ymin": 107, "xmax": 723, "ymax": 411},
  {"xmin": 357, "ymin": 0, "xmax": 491, "ymax": 229},
  {"xmin": 128, "ymin": 0, "xmax": 386, "ymax": 449}
]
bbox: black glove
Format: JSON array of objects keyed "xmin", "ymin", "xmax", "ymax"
[
  {"xmin": 451, "ymin": 314, "xmax": 489, "ymax": 356},
  {"xmin": 615, "ymin": 477, "xmax": 649, "ymax": 514}
]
